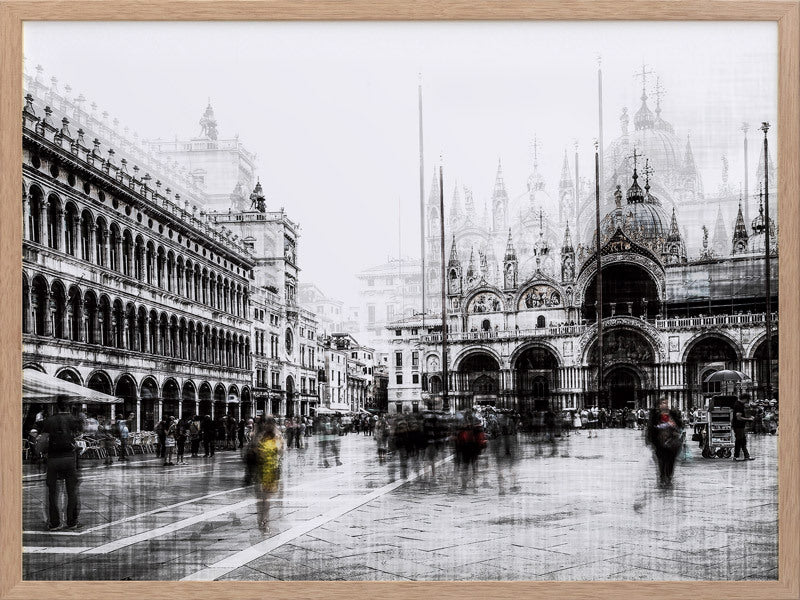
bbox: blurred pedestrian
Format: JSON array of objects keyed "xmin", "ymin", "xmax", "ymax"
[
  {"xmin": 155, "ymin": 416, "xmax": 167, "ymax": 459},
  {"xmin": 116, "ymin": 414, "xmax": 131, "ymax": 462},
  {"xmin": 201, "ymin": 415, "xmax": 215, "ymax": 457},
  {"xmin": 454, "ymin": 410, "xmax": 486, "ymax": 491},
  {"xmin": 189, "ymin": 415, "xmax": 201, "ymax": 458},
  {"xmin": 98, "ymin": 416, "xmax": 115, "ymax": 466},
  {"xmin": 733, "ymin": 399, "xmax": 756, "ymax": 461},
  {"xmin": 252, "ymin": 417, "xmax": 284, "ymax": 533},
  {"xmin": 646, "ymin": 398, "xmax": 684, "ymax": 487},
  {"xmin": 176, "ymin": 415, "xmax": 189, "ymax": 465},
  {"xmin": 41, "ymin": 395, "xmax": 82, "ymax": 530},
  {"xmin": 375, "ymin": 414, "xmax": 389, "ymax": 463},
  {"xmin": 163, "ymin": 416, "xmax": 176, "ymax": 466}
]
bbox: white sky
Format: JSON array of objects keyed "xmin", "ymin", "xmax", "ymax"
[{"xmin": 24, "ymin": 21, "xmax": 777, "ymax": 305}]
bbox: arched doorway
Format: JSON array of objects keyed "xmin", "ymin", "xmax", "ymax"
[
  {"xmin": 115, "ymin": 374, "xmax": 138, "ymax": 431},
  {"xmin": 241, "ymin": 387, "xmax": 252, "ymax": 420},
  {"xmin": 457, "ymin": 352, "xmax": 501, "ymax": 411},
  {"xmin": 182, "ymin": 380, "xmax": 197, "ymax": 418},
  {"xmin": 162, "ymin": 378, "xmax": 180, "ymax": 420},
  {"xmin": 514, "ymin": 346, "xmax": 559, "ymax": 411},
  {"xmin": 583, "ymin": 263, "xmax": 660, "ymax": 321},
  {"xmin": 685, "ymin": 336, "xmax": 738, "ymax": 409},
  {"xmin": 213, "ymin": 383, "xmax": 227, "ymax": 419},
  {"xmin": 86, "ymin": 371, "xmax": 113, "ymax": 419},
  {"xmin": 140, "ymin": 377, "xmax": 159, "ymax": 431},
  {"xmin": 605, "ymin": 366, "xmax": 641, "ymax": 410},
  {"xmin": 228, "ymin": 385, "xmax": 240, "ymax": 420},
  {"xmin": 198, "ymin": 382, "xmax": 212, "ymax": 417}
]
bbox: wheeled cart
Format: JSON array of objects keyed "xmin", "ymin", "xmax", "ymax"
[{"xmin": 700, "ymin": 395, "xmax": 736, "ymax": 459}]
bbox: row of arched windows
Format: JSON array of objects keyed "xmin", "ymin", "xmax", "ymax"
[
  {"xmin": 24, "ymin": 184, "xmax": 250, "ymax": 318},
  {"xmin": 23, "ymin": 272, "xmax": 252, "ymax": 370}
]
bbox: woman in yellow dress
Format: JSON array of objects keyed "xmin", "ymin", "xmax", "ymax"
[{"xmin": 253, "ymin": 417, "xmax": 284, "ymax": 532}]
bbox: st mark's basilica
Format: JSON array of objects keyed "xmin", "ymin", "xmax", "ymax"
[{"xmin": 389, "ymin": 70, "xmax": 778, "ymax": 414}]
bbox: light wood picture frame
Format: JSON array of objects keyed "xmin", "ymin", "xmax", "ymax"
[{"xmin": 1, "ymin": 1, "xmax": 798, "ymax": 598}]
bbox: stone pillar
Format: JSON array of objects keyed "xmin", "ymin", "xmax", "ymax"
[
  {"xmin": 55, "ymin": 209, "xmax": 65, "ymax": 250},
  {"xmin": 43, "ymin": 297, "xmax": 54, "ymax": 336},
  {"xmin": 135, "ymin": 399, "xmax": 142, "ymax": 432},
  {"xmin": 114, "ymin": 237, "xmax": 122, "ymax": 272},
  {"xmin": 37, "ymin": 200, "xmax": 46, "ymax": 244},
  {"xmin": 102, "ymin": 229, "xmax": 110, "ymax": 268},
  {"xmin": 87, "ymin": 222, "xmax": 96, "ymax": 263},
  {"xmin": 177, "ymin": 400, "xmax": 183, "ymax": 420},
  {"xmin": 22, "ymin": 189, "xmax": 30, "ymax": 240},
  {"xmin": 157, "ymin": 399, "xmax": 163, "ymax": 423}
]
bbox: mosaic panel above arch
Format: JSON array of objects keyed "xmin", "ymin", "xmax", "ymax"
[
  {"xmin": 518, "ymin": 284, "xmax": 562, "ymax": 310},
  {"xmin": 467, "ymin": 291, "xmax": 504, "ymax": 314}
]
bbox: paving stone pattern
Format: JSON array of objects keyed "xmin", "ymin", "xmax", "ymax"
[{"xmin": 23, "ymin": 429, "xmax": 777, "ymax": 581}]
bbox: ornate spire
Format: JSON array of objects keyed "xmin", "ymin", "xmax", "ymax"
[
  {"xmin": 683, "ymin": 134, "xmax": 697, "ymax": 175},
  {"xmin": 711, "ymin": 204, "xmax": 729, "ymax": 256},
  {"xmin": 504, "ymin": 229, "xmax": 517, "ymax": 261},
  {"xmin": 562, "ymin": 223, "xmax": 573, "ymax": 251},
  {"xmin": 626, "ymin": 149, "xmax": 644, "ymax": 203},
  {"xmin": 667, "ymin": 207, "xmax": 681, "ymax": 240},
  {"xmin": 427, "ymin": 170, "xmax": 440, "ymax": 208},
  {"xmin": 731, "ymin": 199, "xmax": 749, "ymax": 255},
  {"xmin": 493, "ymin": 158, "xmax": 508, "ymax": 200},
  {"xmin": 449, "ymin": 182, "xmax": 462, "ymax": 227},
  {"xmin": 652, "ymin": 76, "xmax": 674, "ymax": 133},
  {"xmin": 633, "ymin": 64, "xmax": 655, "ymax": 131},
  {"xmin": 559, "ymin": 149, "xmax": 573, "ymax": 189},
  {"xmin": 662, "ymin": 207, "xmax": 687, "ymax": 264},
  {"xmin": 448, "ymin": 235, "xmax": 460, "ymax": 265},
  {"xmin": 466, "ymin": 246, "xmax": 476, "ymax": 279}
]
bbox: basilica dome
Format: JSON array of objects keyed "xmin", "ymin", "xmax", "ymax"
[
  {"xmin": 603, "ymin": 94, "xmax": 687, "ymax": 203},
  {"xmin": 606, "ymin": 127, "xmax": 683, "ymax": 188},
  {"xmin": 599, "ymin": 170, "xmax": 671, "ymax": 250}
]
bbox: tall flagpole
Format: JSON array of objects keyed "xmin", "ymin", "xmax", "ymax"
[
  {"xmin": 595, "ymin": 141, "xmax": 604, "ymax": 408},
  {"xmin": 761, "ymin": 122, "xmax": 772, "ymax": 403},
  {"xmin": 597, "ymin": 55, "xmax": 605, "ymax": 199},
  {"xmin": 742, "ymin": 122, "xmax": 750, "ymax": 225},
  {"xmin": 439, "ymin": 163, "xmax": 449, "ymax": 412},
  {"xmin": 419, "ymin": 77, "xmax": 426, "ymax": 323}
]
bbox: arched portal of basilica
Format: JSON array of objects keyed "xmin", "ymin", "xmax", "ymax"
[
  {"xmin": 588, "ymin": 328, "xmax": 656, "ymax": 409},
  {"xmin": 454, "ymin": 352, "xmax": 501, "ymax": 411}
]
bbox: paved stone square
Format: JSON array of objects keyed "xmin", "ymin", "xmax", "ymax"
[{"xmin": 22, "ymin": 429, "xmax": 777, "ymax": 581}]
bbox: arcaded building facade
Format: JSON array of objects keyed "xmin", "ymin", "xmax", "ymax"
[{"xmin": 21, "ymin": 70, "xmax": 255, "ymax": 430}]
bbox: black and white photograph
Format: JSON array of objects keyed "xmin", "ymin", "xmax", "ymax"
[{"xmin": 19, "ymin": 20, "xmax": 779, "ymax": 582}]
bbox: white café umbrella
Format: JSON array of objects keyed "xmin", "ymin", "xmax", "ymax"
[{"xmin": 22, "ymin": 368, "xmax": 121, "ymax": 404}]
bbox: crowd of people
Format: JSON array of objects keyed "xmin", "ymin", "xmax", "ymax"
[{"xmin": 26, "ymin": 395, "xmax": 778, "ymax": 532}]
